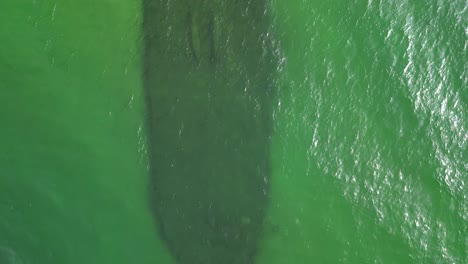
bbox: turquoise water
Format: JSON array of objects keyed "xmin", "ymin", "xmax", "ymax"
[{"xmin": 1, "ymin": 0, "xmax": 466, "ymax": 263}]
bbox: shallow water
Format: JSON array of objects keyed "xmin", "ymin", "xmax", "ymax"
[{"xmin": 0, "ymin": 0, "xmax": 466, "ymax": 263}]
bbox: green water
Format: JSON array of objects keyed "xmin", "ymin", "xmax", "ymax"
[{"xmin": 1, "ymin": 0, "xmax": 466, "ymax": 264}]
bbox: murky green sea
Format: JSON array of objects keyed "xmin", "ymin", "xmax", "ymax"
[{"xmin": 0, "ymin": 0, "xmax": 466, "ymax": 263}]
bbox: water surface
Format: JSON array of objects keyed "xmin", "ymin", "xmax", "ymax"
[{"xmin": 0, "ymin": 0, "xmax": 466, "ymax": 263}]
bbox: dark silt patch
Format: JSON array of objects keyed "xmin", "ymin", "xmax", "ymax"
[{"xmin": 142, "ymin": 0, "xmax": 278, "ymax": 263}]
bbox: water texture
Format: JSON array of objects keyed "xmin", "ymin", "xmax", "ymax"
[
  {"xmin": 0, "ymin": 0, "xmax": 466, "ymax": 263},
  {"xmin": 258, "ymin": 1, "xmax": 467, "ymax": 263}
]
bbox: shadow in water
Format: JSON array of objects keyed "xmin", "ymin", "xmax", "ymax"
[{"xmin": 142, "ymin": 0, "xmax": 278, "ymax": 263}]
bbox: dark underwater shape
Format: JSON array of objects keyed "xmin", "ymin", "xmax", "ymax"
[{"xmin": 142, "ymin": 0, "xmax": 277, "ymax": 263}]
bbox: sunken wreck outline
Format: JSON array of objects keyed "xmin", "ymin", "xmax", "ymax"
[{"xmin": 142, "ymin": 1, "xmax": 278, "ymax": 263}]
